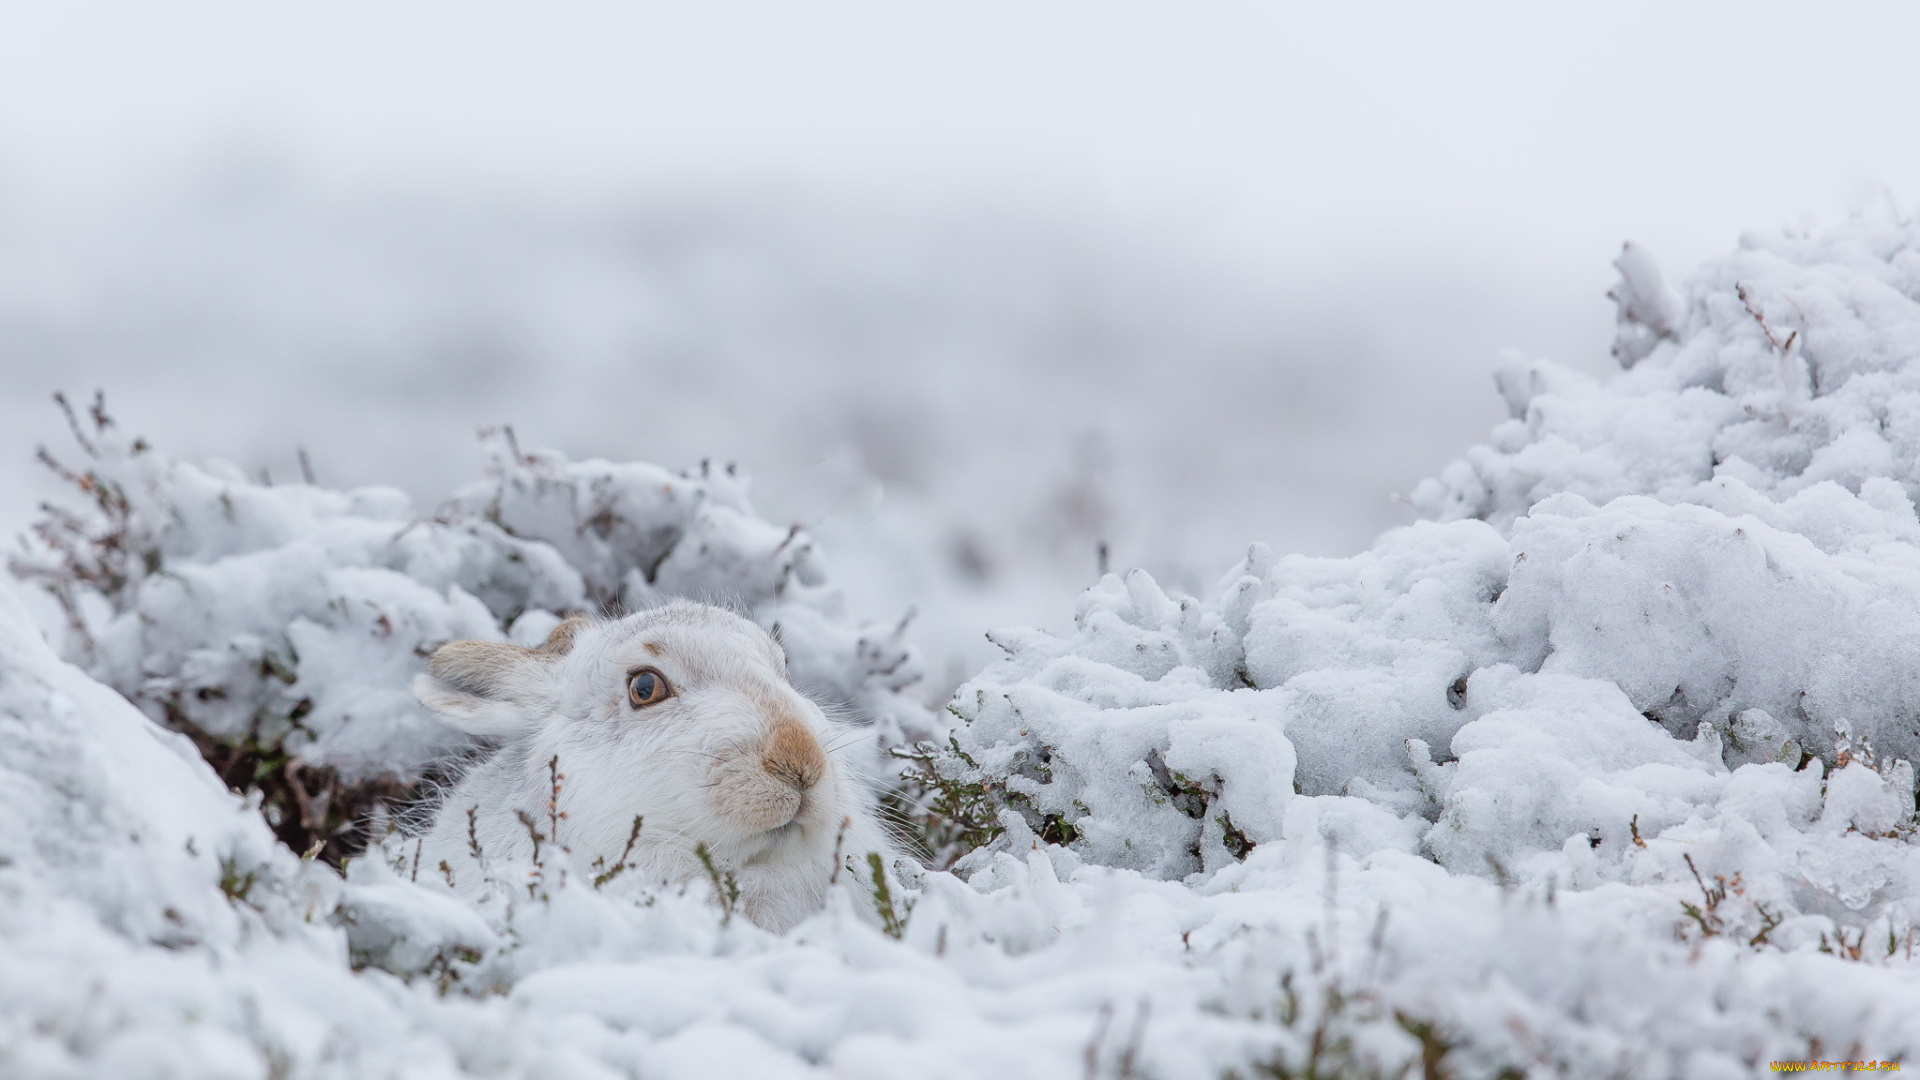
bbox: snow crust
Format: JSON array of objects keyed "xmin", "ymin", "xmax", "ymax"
[{"xmin": 11, "ymin": 216, "xmax": 1920, "ymax": 1077}]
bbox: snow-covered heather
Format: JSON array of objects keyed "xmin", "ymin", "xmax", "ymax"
[
  {"xmin": 11, "ymin": 214, "xmax": 1920, "ymax": 1078},
  {"xmin": 11, "ymin": 419, "xmax": 928, "ymax": 860}
]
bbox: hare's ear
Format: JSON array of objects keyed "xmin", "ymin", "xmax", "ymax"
[
  {"xmin": 532, "ymin": 614, "xmax": 591, "ymax": 656},
  {"xmin": 412, "ymin": 639, "xmax": 561, "ymax": 738}
]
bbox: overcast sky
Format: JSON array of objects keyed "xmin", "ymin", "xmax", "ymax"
[{"xmin": 6, "ymin": 3, "xmax": 1917, "ymax": 275}]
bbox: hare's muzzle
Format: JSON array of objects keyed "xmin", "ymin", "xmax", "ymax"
[
  {"xmin": 707, "ymin": 697, "xmax": 832, "ymax": 837},
  {"xmin": 763, "ymin": 716, "xmax": 827, "ymax": 793}
]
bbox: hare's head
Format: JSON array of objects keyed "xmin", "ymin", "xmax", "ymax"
[{"xmin": 414, "ymin": 601, "xmax": 848, "ymax": 864}]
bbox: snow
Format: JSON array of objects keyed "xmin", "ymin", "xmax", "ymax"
[{"xmin": 10, "ymin": 213, "xmax": 1920, "ymax": 1076}]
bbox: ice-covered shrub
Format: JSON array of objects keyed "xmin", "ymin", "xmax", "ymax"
[
  {"xmin": 914, "ymin": 566, "xmax": 1298, "ymax": 876},
  {"xmin": 916, "ymin": 521, "xmax": 1509, "ymax": 877},
  {"xmin": 12, "ymin": 400, "xmax": 932, "ymax": 862},
  {"xmin": 921, "ymin": 214, "xmax": 1920, "ymax": 967},
  {"xmin": 1420, "ymin": 222, "xmax": 1920, "ymax": 528},
  {"xmin": 1411, "ymin": 217, "xmax": 1920, "ymax": 768}
]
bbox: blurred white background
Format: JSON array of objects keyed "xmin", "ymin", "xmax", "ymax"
[{"xmin": 4, "ymin": 1, "xmax": 1918, "ymax": 691}]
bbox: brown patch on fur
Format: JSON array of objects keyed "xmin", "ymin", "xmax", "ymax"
[
  {"xmin": 763, "ymin": 716, "xmax": 826, "ymax": 792},
  {"xmin": 643, "ymin": 640, "xmax": 664, "ymax": 657}
]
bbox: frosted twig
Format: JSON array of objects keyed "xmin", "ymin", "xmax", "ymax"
[
  {"xmin": 1736, "ymin": 283, "xmax": 1799, "ymax": 356},
  {"xmin": 829, "ymin": 816, "xmax": 851, "ymax": 885}
]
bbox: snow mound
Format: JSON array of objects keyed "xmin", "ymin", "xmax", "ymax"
[{"xmin": 0, "ymin": 580, "xmax": 454, "ymax": 1078}]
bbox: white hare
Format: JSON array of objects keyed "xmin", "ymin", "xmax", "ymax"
[{"xmin": 412, "ymin": 600, "xmax": 899, "ymax": 931}]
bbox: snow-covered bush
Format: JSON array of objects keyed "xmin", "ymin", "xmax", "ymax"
[
  {"xmin": 12, "ymin": 405, "xmax": 930, "ymax": 861},
  {"xmin": 922, "ymin": 214, "xmax": 1920, "ymax": 954},
  {"xmin": 1406, "ymin": 222, "xmax": 1920, "ymax": 769}
]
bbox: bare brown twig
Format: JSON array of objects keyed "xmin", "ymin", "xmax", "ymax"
[{"xmin": 1736, "ymin": 282, "xmax": 1799, "ymax": 356}]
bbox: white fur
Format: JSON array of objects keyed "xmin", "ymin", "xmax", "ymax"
[{"xmin": 413, "ymin": 600, "xmax": 899, "ymax": 931}]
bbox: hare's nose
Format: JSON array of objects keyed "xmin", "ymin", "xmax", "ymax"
[{"xmin": 763, "ymin": 716, "xmax": 826, "ymax": 792}]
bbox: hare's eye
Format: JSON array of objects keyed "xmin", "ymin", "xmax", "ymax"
[{"xmin": 627, "ymin": 668, "xmax": 672, "ymax": 709}]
